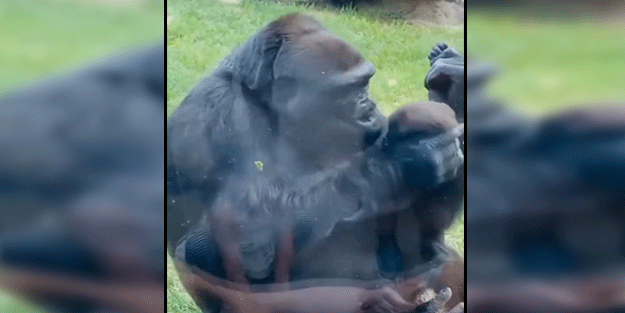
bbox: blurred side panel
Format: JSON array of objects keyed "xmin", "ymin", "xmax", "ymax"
[
  {"xmin": 466, "ymin": 1, "xmax": 625, "ymax": 312},
  {"xmin": 0, "ymin": 1, "xmax": 165, "ymax": 313}
]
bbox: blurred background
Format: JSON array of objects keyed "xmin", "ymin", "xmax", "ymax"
[
  {"xmin": 468, "ymin": 1, "xmax": 625, "ymax": 114},
  {"xmin": 0, "ymin": 0, "xmax": 163, "ymax": 93},
  {"xmin": 0, "ymin": 0, "xmax": 163, "ymax": 312},
  {"xmin": 467, "ymin": 1, "xmax": 625, "ymax": 312}
]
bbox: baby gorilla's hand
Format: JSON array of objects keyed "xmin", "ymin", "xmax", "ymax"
[
  {"xmin": 388, "ymin": 124, "xmax": 464, "ymax": 188},
  {"xmin": 384, "ymin": 101, "xmax": 463, "ymax": 189}
]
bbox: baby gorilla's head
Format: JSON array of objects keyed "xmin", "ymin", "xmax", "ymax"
[
  {"xmin": 384, "ymin": 101, "xmax": 462, "ymax": 188},
  {"xmin": 386, "ymin": 101, "xmax": 459, "ymax": 146}
]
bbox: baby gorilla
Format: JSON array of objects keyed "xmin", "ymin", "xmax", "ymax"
[
  {"xmin": 377, "ymin": 101, "xmax": 465, "ymax": 311},
  {"xmin": 184, "ymin": 174, "xmax": 313, "ymax": 295},
  {"xmin": 384, "ymin": 100, "xmax": 463, "ymax": 199}
]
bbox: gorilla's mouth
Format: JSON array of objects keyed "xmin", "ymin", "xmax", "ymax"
[
  {"xmin": 356, "ymin": 104, "xmax": 377, "ymax": 127},
  {"xmin": 358, "ymin": 112, "xmax": 375, "ymax": 126}
]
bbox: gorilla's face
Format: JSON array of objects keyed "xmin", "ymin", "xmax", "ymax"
[{"xmin": 270, "ymin": 30, "xmax": 386, "ymax": 159}]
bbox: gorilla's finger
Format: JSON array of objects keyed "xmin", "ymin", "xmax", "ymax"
[
  {"xmin": 450, "ymin": 140, "xmax": 464, "ymax": 167},
  {"xmin": 423, "ymin": 287, "xmax": 452, "ymax": 313},
  {"xmin": 440, "ymin": 48, "xmax": 460, "ymax": 60},
  {"xmin": 427, "ymin": 62, "xmax": 464, "ymax": 81},
  {"xmin": 440, "ymin": 161, "xmax": 462, "ymax": 184},
  {"xmin": 448, "ymin": 302, "xmax": 464, "ymax": 313},
  {"xmin": 419, "ymin": 137, "xmax": 455, "ymax": 158},
  {"xmin": 457, "ymin": 124, "xmax": 465, "ymax": 135},
  {"xmin": 434, "ymin": 138, "xmax": 463, "ymax": 182},
  {"xmin": 381, "ymin": 288, "xmax": 418, "ymax": 312},
  {"xmin": 397, "ymin": 138, "xmax": 463, "ymax": 186},
  {"xmin": 423, "ymin": 126, "xmax": 464, "ymax": 149},
  {"xmin": 444, "ymin": 139, "xmax": 463, "ymax": 166},
  {"xmin": 429, "ymin": 43, "xmax": 450, "ymax": 65},
  {"xmin": 439, "ymin": 138, "xmax": 462, "ymax": 160}
]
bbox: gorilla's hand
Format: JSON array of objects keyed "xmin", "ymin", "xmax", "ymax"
[
  {"xmin": 387, "ymin": 125, "xmax": 464, "ymax": 188},
  {"xmin": 425, "ymin": 43, "xmax": 464, "ymax": 121},
  {"xmin": 428, "ymin": 43, "xmax": 458, "ymax": 66},
  {"xmin": 415, "ymin": 287, "xmax": 465, "ymax": 313}
]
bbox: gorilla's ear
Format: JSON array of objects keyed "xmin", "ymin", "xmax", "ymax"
[{"xmin": 231, "ymin": 28, "xmax": 284, "ymax": 91}]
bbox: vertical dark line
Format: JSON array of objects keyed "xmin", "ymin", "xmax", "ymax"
[
  {"xmin": 463, "ymin": 0, "xmax": 468, "ymax": 310},
  {"xmin": 163, "ymin": 0, "xmax": 169, "ymax": 308}
]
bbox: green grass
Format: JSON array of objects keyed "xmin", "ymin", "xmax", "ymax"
[
  {"xmin": 0, "ymin": 292, "xmax": 44, "ymax": 313},
  {"xmin": 167, "ymin": 0, "xmax": 463, "ymax": 312},
  {"xmin": 468, "ymin": 11, "xmax": 625, "ymax": 114},
  {"xmin": 0, "ymin": 0, "xmax": 163, "ymax": 311},
  {"xmin": 0, "ymin": 0, "xmax": 164, "ymax": 93}
]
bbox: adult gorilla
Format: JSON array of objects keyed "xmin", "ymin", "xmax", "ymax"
[
  {"xmin": 168, "ymin": 13, "xmax": 464, "ymax": 313},
  {"xmin": 0, "ymin": 43, "xmax": 164, "ymax": 313}
]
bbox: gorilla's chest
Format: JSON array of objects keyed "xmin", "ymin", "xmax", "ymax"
[{"xmin": 292, "ymin": 218, "xmax": 382, "ymax": 281}]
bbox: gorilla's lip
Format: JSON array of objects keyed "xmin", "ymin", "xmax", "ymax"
[
  {"xmin": 356, "ymin": 104, "xmax": 376, "ymax": 127},
  {"xmin": 357, "ymin": 113, "xmax": 376, "ymax": 126}
]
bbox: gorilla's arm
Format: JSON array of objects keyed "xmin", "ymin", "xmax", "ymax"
[
  {"xmin": 180, "ymin": 263, "xmax": 434, "ymax": 313},
  {"xmin": 425, "ymin": 43, "xmax": 465, "ymax": 122},
  {"xmin": 280, "ymin": 124, "xmax": 464, "ymax": 222}
]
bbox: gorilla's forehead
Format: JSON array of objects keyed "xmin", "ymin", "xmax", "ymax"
[
  {"xmin": 271, "ymin": 13, "xmax": 371, "ymax": 77},
  {"xmin": 273, "ymin": 13, "xmax": 325, "ymax": 35},
  {"xmin": 292, "ymin": 33, "xmax": 367, "ymax": 74},
  {"xmin": 391, "ymin": 101, "xmax": 458, "ymax": 134}
]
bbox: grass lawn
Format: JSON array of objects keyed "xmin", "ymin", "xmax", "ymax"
[
  {"xmin": 0, "ymin": 1, "xmax": 163, "ymax": 312},
  {"xmin": 167, "ymin": 0, "xmax": 463, "ymax": 312},
  {"xmin": 468, "ymin": 11, "xmax": 625, "ymax": 114},
  {"xmin": 0, "ymin": 0, "xmax": 164, "ymax": 93}
]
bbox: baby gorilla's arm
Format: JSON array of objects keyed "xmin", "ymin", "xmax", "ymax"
[{"xmin": 273, "ymin": 229, "xmax": 295, "ymax": 289}]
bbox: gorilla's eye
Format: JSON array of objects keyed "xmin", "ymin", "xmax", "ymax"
[{"xmin": 347, "ymin": 80, "xmax": 369, "ymax": 91}]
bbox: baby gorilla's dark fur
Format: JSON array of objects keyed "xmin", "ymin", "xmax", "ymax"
[
  {"xmin": 185, "ymin": 175, "xmax": 314, "ymax": 290},
  {"xmin": 376, "ymin": 102, "xmax": 465, "ymax": 311}
]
